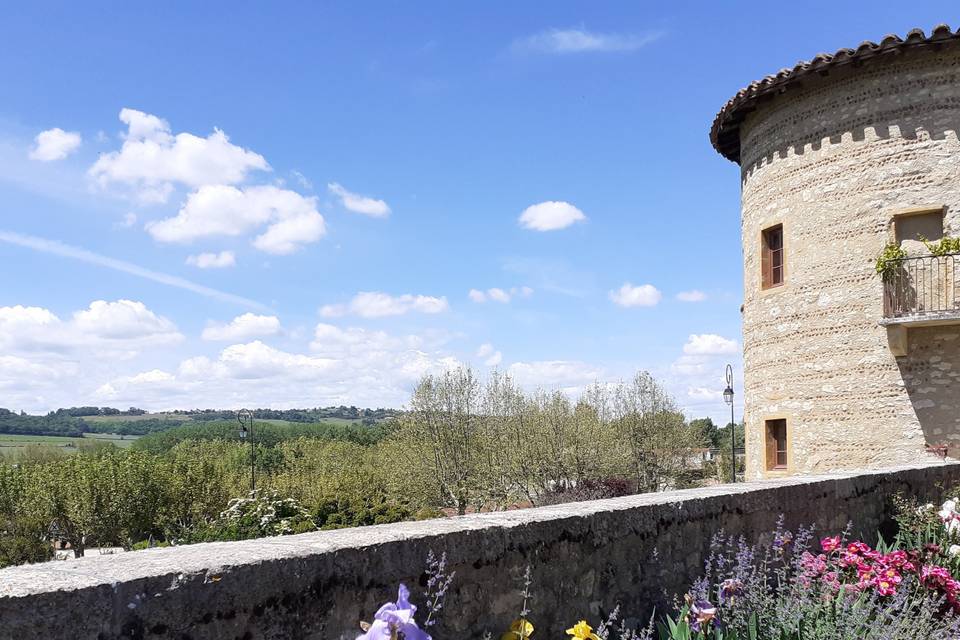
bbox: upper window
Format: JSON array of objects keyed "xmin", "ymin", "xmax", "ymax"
[
  {"xmin": 894, "ymin": 209, "xmax": 944, "ymax": 245},
  {"xmin": 761, "ymin": 224, "xmax": 784, "ymax": 289},
  {"xmin": 765, "ymin": 419, "xmax": 788, "ymax": 471}
]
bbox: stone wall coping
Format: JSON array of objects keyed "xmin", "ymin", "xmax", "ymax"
[{"xmin": 2, "ymin": 461, "xmax": 955, "ymax": 601}]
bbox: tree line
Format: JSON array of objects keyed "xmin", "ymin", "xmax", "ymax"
[{"xmin": 0, "ymin": 367, "xmax": 725, "ymax": 568}]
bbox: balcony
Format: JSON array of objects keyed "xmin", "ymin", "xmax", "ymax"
[{"xmin": 881, "ymin": 253, "xmax": 960, "ymax": 327}]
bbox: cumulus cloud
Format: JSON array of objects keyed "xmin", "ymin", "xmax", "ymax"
[
  {"xmin": 0, "ymin": 300, "xmax": 182, "ymax": 355},
  {"xmin": 186, "ymin": 250, "xmax": 236, "ymax": 269},
  {"xmin": 476, "ymin": 343, "xmax": 503, "ymax": 367},
  {"xmin": 507, "ymin": 360, "xmax": 601, "ymax": 391},
  {"xmin": 328, "ymin": 182, "xmax": 391, "ymax": 217},
  {"xmin": 518, "ymin": 201, "xmax": 587, "ymax": 231},
  {"xmin": 468, "ymin": 286, "xmax": 534, "ymax": 304},
  {"xmin": 29, "ymin": 128, "xmax": 82, "ymax": 161},
  {"xmin": 201, "ymin": 313, "xmax": 281, "ymax": 341},
  {"xmin": 676, "ymin": 290, "xmax": 707, "ymax": 302},
  {"xmin": 147, "ymin": 184, "xmax": 326, "ymax": 254},
  {"xmin": 609, "ymin": 283, "xmax": 662, "ymax": 308},
  {"xmin": 687, "ymin": 386, "xmax": 721, "ymax": 402},
  {"xmin": 320, "ymin": 292, "xmax": 449, "ymax": 318},
  {"xmin": 94, "ymin": 324, "xmax": 461, "ymax": 411},
  {"xmin": 512, "ymin": 28, "xmax": 663, "ymax": 55},
  {"xmin": 682, "ymin": 334, "xmax": 738, "ymax": 356},
  {"xmin": 89, "ymin": 108, "xmax": 268, "ymax": 203}
]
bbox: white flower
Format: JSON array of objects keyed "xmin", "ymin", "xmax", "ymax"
[
  {"xmin": 943, "ymin": 499, "xmax": 957, "ymax": 513},
  {"xmin": 949, "ymin": 545, "xmax": 960, "ymax": 557}
]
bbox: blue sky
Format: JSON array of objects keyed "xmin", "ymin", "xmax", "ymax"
[{"xmin": 1, "ymin": 2, "xmax": 956, "ymax": 420}]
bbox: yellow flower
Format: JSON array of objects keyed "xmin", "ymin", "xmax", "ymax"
[
  {"xmin": 501, "ymin": 618, "xmax": 534, "ymax": 640},
  {"xmin": 566, "ymin": 620, "xmax": 599, "ymax": 640}
]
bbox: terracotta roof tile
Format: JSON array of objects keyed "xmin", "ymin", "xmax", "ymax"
[{"xmin": 710, "ymin": 25, "xmax": 960, "ymax": 164}]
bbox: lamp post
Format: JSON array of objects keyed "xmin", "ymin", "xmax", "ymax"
[
  {"xmin": 237, "ymin": 409, "xmax": 255, "ymax": 492},
  {"xmin": 723, "ymin": 364, "xmax": 736, "ymax": 483}
]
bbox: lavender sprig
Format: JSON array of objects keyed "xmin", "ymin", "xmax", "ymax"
[{"xmin": 423, "ymin": 550, "xmax": 455, "ymax": 628}]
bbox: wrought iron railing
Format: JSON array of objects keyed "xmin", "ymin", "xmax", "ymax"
[{"xmin": 883, "ymin": 253, "xmax": 960, "ymax": 319}]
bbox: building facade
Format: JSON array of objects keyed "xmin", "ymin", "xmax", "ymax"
[{"xmin": 711, "ymin": 26, "xmax": 960, "ymax": 479}]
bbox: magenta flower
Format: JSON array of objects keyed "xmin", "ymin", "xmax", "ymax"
[{"xmin": 820, "ymin": 536, "xmax": 841, "ymax": 553}]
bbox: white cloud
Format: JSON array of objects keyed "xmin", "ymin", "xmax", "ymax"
[
  {"xmin": 476, "ymin": 343, "xmax": 503, "ymax": 367},
  {"xmin": 29, "ymin": 128, "xmax": 82, "ymax": 161},
  {"xmin": 0, "ymin": 300, "xmax": 182, "ymax": 355},
  {"xmin": 291, "ymin": 170, "xmax": 313, "ymax": 190},
  {"xmin": 468, "ymin": 286, "xmax": 534, "ymax": 304},
  {"xmin": 146, "ymin": 184, "xmax": 326, "ymax": 254},
  {"xmin": 507, "ymin": 360, "xmax": 602, "ymax": 390},
  {"xmin": 186, "ymin": 250, "xmax": 236, "ymax": 269},
  {"xmin": 93, "ymin": 324, "xmax": 461, "ymax": 412},
  {"xmin": 513, "ymin": 28, "xmax": 663, "ymax": 54},
  {"xmin": 89, "ymin": 108, "xmax": 268, "ymax": 202},
  {"xmin": 468, "ymin": 289, "xmax": 487, "ymax": 303},
  {"xmin": 118, "ymin": 212, "xmax": 138, "ymax": 229},
  {"xmin": 128, "ymin": 369, "xmax": 176, "ymax": 385},
  {"xmin": 320, "ymin": 292, "xmax": 449, "ymax": 318},
  {"xmin": 677, "ymin": 290, "xmax": 707, "ymax": 302},
  {"xmin": 687, "ymin": 386, "xmax": 721, "ymax": 402},
  {"xmin": 202, "ymin": 313, "xmax": 281, "ymax": 341},
  {"xmin": 328, "ymin": 182, "xmax": 391, "ymax": 217},
  {"xmin": 518, "ymin": 201, "xmax": 586, "ymax": 231},
  {"xmin": 609, "ymin": 283, "xmax": 662, "ymax": 308},
  {"xmin": 252, "ymin": 209, "xmax": 326, "ymax": 255},
  {"xmin": 72, "ymin": 300, "xmax": 179, "ymax": 342},
  {"xmin": 682, "ymin": 334, "xmax": 738, "ymax": 356}
]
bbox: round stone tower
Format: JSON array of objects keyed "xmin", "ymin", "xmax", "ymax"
[{"xmin": 711, "ymin": 26, "xmax": 960, "ymax": 479}]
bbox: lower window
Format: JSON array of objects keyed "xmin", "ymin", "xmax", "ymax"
[{"xmin": 765, "ymin": 419, "xmax": 788, "ymax": 470}]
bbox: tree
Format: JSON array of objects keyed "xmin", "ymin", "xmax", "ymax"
[
  {"xmin": 402, "ymin": 368, "xmax": 485, "ymax": 515},
  {"xmin": 610, "ymin": 372, "xmax": 707, "ymax": 492}
]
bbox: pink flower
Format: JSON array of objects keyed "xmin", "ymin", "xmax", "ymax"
[
  {"xmin": 847, "ymin": 542, "xmax": 871, "ymax": 555},
  {"xmin": 821, "ymin": 536, "xmax": 841, "ymax": 553}
]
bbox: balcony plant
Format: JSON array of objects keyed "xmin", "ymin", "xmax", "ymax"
[
  {"xmin": 922, "ymin": 236, "xmax": 960, "ymax": 257},
  {"xmin": 875, "ymin": 243, "xmax": 907, "ymax": 282}
]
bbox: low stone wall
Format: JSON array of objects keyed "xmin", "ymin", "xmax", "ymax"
[{"xmin": 2, "ymin": 462, "xmax": 959, "ymax": 640}]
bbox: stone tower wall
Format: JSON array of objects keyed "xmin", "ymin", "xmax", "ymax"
[{"xmin": 739, "ymin": 46, "xmax": 960, "ymax": 479}]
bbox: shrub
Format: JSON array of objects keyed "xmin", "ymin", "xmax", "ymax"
[{"xmin": 183, "ymin": 489, "xmax": 316, "ymax": 542}]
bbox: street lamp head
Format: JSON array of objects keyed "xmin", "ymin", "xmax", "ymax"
[
  {"xmin": 237, "ymin": 408, "xmax": 251, "ymax": 439},
  {"xmin": 723, "ymin": 385, "xmax": 734, "ymax": 406}
]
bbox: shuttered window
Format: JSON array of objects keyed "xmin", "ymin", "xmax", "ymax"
[
  {"xmin": 765, "ymin": 419, "xmax": 787, "ymax": 470},
  {"xmin": 761, "ymin": 224, "xmax": 784, "ymax": 289}
]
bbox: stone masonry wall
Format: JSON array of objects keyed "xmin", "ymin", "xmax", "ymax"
[
  {"xmin": 1, "ymin": 463, "xmax": 958, "ymax": 640},
  {"xmin": 739, "ymin": 46, "xmax": 960, "ymax": 479}
]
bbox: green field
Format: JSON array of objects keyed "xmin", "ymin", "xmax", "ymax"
[{"xmin": 0, "ymin": 432, "xmax": 137, "ymax": 452}]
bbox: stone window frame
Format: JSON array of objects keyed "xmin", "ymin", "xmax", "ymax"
[
  {"xmin": 762, "ymin": 415, "xmax": 791, "ymax": 475},
  {"xmin": 759, "ymin": 221, "xmax": 786, "ymax": 293},
  {"xmin": 887, "ymin": 205, "xmax": 946, "ymax": 245}
]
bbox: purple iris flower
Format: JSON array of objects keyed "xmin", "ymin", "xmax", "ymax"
[
  {"xmin": 357, "ymin": 584, "xmax": 431, "ymax": 640},
  {"xmin": 686, "ymin": 597, "xmax": 718, "ymax": 633}
]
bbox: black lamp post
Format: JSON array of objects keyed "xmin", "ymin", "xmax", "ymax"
[
  {"xmin": 237, "ymin": 409, "xmax": 255, "ymax": 492},
  {"xmin": 723, "ymin": 364, "xmax": 736, "ymax": 483}
]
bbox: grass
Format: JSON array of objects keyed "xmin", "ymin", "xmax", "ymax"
[{"xmin": 0, "ymin": 433, "xmax": 137, "ymax": 451}]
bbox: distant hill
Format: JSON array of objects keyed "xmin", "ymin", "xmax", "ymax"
[{"xmin": 0, "ymin": 406, "xmax": 401, "ymax": 438}]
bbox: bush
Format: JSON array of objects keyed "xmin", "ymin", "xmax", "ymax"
[{"xmin": 182, "ymin": 489, "xmax": 316, "ymax": 542}]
